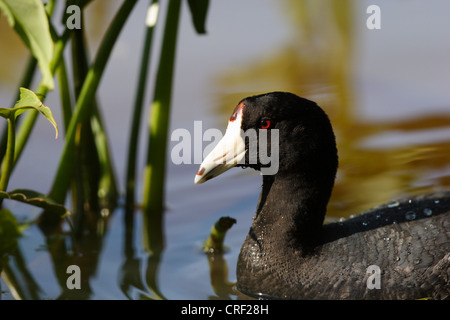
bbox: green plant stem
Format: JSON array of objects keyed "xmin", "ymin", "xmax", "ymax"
[
  {"xmin": 44, "ymin": 0, "xmax": 56, "ymax": 16},
  {"xmin": 0, "ymin": 118, "xmax": 16, "ymax": 195},
  {"xmin": 70, "ymin": 22, "xmax": 118, "ymax": 210},
  {"xmin": 203, "ymin": 217, "xmax": 236, "ymax": 253},
  {"xmin": 71, "ymin": 25, "xmax": 101, "ymax": 214},
  {"xmin": 142, "ymin": 0, "xmax": 181, "ymax": 217},
  {"xmin": 56, "ymin": 58, "xmax": 73, "ymax": 131},
  {"xmin": 0, "ymin": 56, "xmax": 37, "ymax": 163},
  {"xmin": 126, "ymin": 0, "xmax": 159, "ymax": 213},
  {"xmin": 141, "ymin": 0, "xmax": 181, "ymax": 255},
  {"xmin": 49, "ymin": 0, "xmax": 138, "ymax": 204},
  {"xmin": 90, "ymin": 108, "xmax": 118, "ymax": 207}
]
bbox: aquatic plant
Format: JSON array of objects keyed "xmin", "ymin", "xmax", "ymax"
[{"xmin": 0, "ymin": 0, "xmax": 209, "ymax": 298}]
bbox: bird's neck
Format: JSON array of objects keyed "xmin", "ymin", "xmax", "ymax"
[
  {"xmin": 253, "ymin": 173, "xmax": 329, "ymax": 251},
  {"xmin": 237, "ymin": 170, "xmax": 334, "ymax": 297}
]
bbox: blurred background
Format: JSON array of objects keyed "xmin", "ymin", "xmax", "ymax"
[{"xmin": 0, "ymin": 0, "xmax": 449, "ymax": 299}]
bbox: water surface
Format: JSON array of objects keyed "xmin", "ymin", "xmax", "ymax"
[{"xmin": 1, "ymin": 0, "xmax": 450, "ymax": 299}]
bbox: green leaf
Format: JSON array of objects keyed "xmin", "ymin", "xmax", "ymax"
[
  {"xmin": 0, "ymin": 0, "xmax": 54, "ymax": 90},
  {"xmin": 187, "ymin": 0, "xmax": 209, "ymax": 34},
  {"xmin": 0, "ymin": 88, "xmax": 58, "ymax": 138},
  {"xmin": 0, "ymin": 108, "xmax": 12, "ymax": 119},
  {"xmin": 0, "ymin": 189, "xmax": 70, "ymax": 217}
]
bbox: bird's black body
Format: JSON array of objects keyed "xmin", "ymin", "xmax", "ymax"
[
  {"xmin": 238, "ymin": 188, "xmax": 450, "ymax": 299},
  {"xmin": 196, "ymin": 92, "xmax": 450, "ymax": 299}
]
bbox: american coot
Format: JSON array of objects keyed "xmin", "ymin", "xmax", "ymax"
[{"xmin": 195, "ymin": 92, "xmax": 450, "ymax": 299}]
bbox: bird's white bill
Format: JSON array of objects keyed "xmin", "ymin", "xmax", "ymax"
[{"xmin": 195, "ymin": 107, "xmax": 245, "ymax": 184}]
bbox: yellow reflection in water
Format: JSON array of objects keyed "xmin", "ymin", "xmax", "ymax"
[{"xmin": 214, "ymin": 0, "xmax": 450, "ymax": 219}]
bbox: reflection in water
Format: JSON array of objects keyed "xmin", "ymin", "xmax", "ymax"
[
  {"xmin": 214, "ymin": 0, "xmax": 450, "ymax": 219},
  {"xmin": 206, "ymin": 252, "xmax": 235, "ymax": 300},
  {"xmin": 121, "ymin": 205, "xmax": 166, "ymax": 300}
]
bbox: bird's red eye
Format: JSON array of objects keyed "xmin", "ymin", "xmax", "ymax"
[{"xmin": 260, "ymin": 119, "xmax": 271, "ymax": 129}]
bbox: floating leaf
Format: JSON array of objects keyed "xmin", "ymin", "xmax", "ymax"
[
  {"xmin": 0, "ymin": 88, "xmax": 58, "ymax": 138},
  {"xmin": 0, "ymin": 0, "xmax": 54, "ymax": 90},
  {"xmin": 0, "ymin": 189, "xmax": 70, "ymax": 218}
]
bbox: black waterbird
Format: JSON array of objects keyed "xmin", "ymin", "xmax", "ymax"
[{"xmin": 195, "ymin": 92, "xmax": 450, "ymax": 299}]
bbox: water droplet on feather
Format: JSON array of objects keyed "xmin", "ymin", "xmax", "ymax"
[
  {"xmin": 405, "ymin": 211, "xmax": 416, "ymax": 221},
  {"xmin": 388, "ymin": 201, "xmax": 400, "ymax": 208}
]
